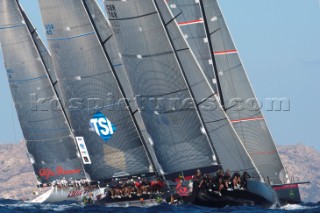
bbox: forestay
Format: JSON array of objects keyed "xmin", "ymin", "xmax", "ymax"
[
  {"xmin": 165, "ymin": 0, "xmax": 218, "ymax": 93},
  {"xmin": 38, "ymin": 0, "xmax": 152, "ymax": 180},
  {"xmin": 82, "ymin": 0, "xmax": 162, "ymax": 174},
  {"xmin": 0, "ymin": 0, "xmax": 86, "ymax": 183},
  {"xmin": 156, "ymin": 0, "xmax": 260, "ymax": 177},
  {"xmin": 169, "ymin": 0, "xmax": 287, "ymax": 184},
  {"xmin": 104, "ymin": 0, "xmax": 260, "ymax": 177},
  {"xmin": 104, "ymin": 0, "xmax": 217, "ymax": 175},
  {"xmin": 202, "ymin": 0, "xmax": 287, "ymax": 184}
]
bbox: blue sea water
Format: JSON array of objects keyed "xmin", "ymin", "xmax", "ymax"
[{"xmin": 0, "ymin": 200, "xmax": 319, "ymax": 213}]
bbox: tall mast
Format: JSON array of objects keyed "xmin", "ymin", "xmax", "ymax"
[
  {"xmin": 153, "ymin": 0, "xmax": 221, "ymax": 166},
  {"xmin": 18, "ymin": 3, "xmax": 77, "ymax": 142},
  {"xmin": 199, "ymin": 0, "xmax": 225, "ymax": 110},
  {"xmin": 17, "ymin": 1, "xmax": 86, "ymax": 170},
  {"xmin": 82, "ymin": 0, "xmax": 160, "ymax": 178}
]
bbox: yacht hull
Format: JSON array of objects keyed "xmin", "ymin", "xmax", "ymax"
[
  {"xmin": 31, "ymin": 186, "xmax": 105, "ymax": 203},
  {"xmin": 272, "ymin": 183, "xmax": 302, "ymax": 205}
]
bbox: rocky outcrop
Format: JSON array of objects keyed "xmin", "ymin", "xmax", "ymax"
[
  {"xmin": 278, "ymin": 144, "xmax": 320, "ymax": 203},
  {"xmin": 0, "ymin": 142, "xmax": 319, "ymax": 203},
  {"xmin": 0, "ymin": 141, "xmax": 36, "ymax": 200}
]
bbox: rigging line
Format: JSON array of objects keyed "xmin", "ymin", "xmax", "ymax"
[
  {"xmin": 108, "ymin": 11, "xmax": 158, "ymax": 21},
  {"xmin": 139, "ymin": 87, "xmax": 188, "ymax": 98},
  {"xmin": 102, "ymin": 34, "xmax": 113, "ymax": 45},
  {"xmin": 154, "ymin": 0, "xmax": 221, "ymax": 166},
  {"xmin": 122, "ymin": 50, "xmax": 173, "ymax": 58},
  {"xmin": 22, "ymin": 25, "xmax": 73, "ymax": 136},
  {"xmin": 83, "ymin": 0, "xmax": 160, "ymax": 179},
  {"xmin": 165, "ymin": 12, "xmax": 182, "ymax": 26},
  {"xmin": 210, "ymin": 27, "xmax": 220, "ymax": 36},
  {"xmin": 197, "ymin": 93, "xmax": 215, "ymax": 106},
  {"xmin": 30, "ymin": 28, "xmax": 37, "ymax": 35},
  {"xmin": 176, "ymin": 47, "xmax": 189, "ymax": 52},
  {"xmin": 204, "ymin": 118, "xmax": 227, "ymax": 124},
  {"xmin": 18, "ymin": 2, "xmax": 87, "ymax": 175},
  {"xmin": 199, "ymin": 0, "xmax": 225, "ymax": 110},
  {"xmin": 80, "ymin": 71, "xmax": 111, "ymax": 79},
  {"xmin": 199, "ymin": 0, "xmax": 253, "ymax": 172},
  {"xmin": 224, "ymin": 103, "xmax": 238, "ymax": 111},
  {"xmin": 46, "ymin": 31, "xmax": 96, "ymax": 41}
]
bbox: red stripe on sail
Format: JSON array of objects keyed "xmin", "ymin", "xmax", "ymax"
[
  {"xmin": 231, "ymin": 116, "xmax": 264, "ymax": 123},
  {"xmin": 214, "ymin": 50, "xmax": 238, "ymax": 55},
  {"xmin": 178, "ymin": 19, "xmax": 204, "ymax": 26}
]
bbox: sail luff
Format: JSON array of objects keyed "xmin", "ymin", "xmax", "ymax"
[
  {"xmin": 201, "ymin": 0, "xmax": 287, "ymax": 184},
  {"xmin": 81, "ymin": 0, "xmax": 159, "ymax": 177},
  {"xmin": 198, "ymin": 0, "xmax": 225, "ymax": 110},
  {"xmin": 0, "ymin": 0, "xmax": 86, "ymax": 183},
  {"xmin": 38, "ymin": 0, "xmax": 153, "ymax": 180},
  {"xmin": 165, "ymin": 0, "xmax": 286, "ymax": 184},
  {"xmin": 152, "ymin": 0, "xmax": 220, "ymax": 165},
  {"xmin": 18, "ymin": 4, "xmax": 86, "ymax": 176},
  {"xmin": 17, "ymin": 5, "xmax": 88, "ymax": 178},
  {"xmin": 157, "ymin": 0, "xmax": 262, "ymax": 177},
  {"xmin": 104, "ymin": 0, "xmax": 218, "ymax": 175}
]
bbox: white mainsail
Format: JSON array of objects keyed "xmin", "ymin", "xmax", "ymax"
[
  {"xmin": 103, "ymin": 0, "xmax": 261, "ymax": 178},
  {"xmin": 37, "ymin": 0, "xmax": 155, "ymax": 181},
  {"xmin": 166, "ymin": 0, "xmax": 288, "ymax": 184},
  {"xmin": 0, "ymin": 0, "xmax": 86, "ymax": 183}
]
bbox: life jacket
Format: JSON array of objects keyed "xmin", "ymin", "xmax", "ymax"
[
  {"xmin": 150, "ymin": 180, "xmax": 156, "ymax": 187},
  {"xmin": 134, "ymin": 181, "xmax": 141, "ymax": 187},
  {"xmin": 176, "ymin": 183, "xmax": 188, "ymax": 197}
]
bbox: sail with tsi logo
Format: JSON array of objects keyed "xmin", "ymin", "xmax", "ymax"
[
  {"xmin": 37, "ymin": 0, "xmax": 155, "ymax": 181},
  {"xmin": 90, "ymin": 112, "xmax": 116, "ymax": 142}
]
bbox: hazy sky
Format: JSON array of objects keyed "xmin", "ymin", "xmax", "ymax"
[{"xmin": 0, "ymin": 0, "xmax": 319, "ymax": 150}]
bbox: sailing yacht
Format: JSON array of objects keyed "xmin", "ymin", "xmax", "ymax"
[
  {"xmin": 0, "ymin": 0, "xmax": 158, "ymax": 205},
  {"xmin": 0, "ymin": 0, "xmax": 308, "ymax": 208},
  {"xmin": 35, "ymin": 0, "xmax": 165, "ymax": 205},
  {"xmin": 103, "ymin": 0, "xmax": 287, "ymax": 207},
  {"xmin": 164, "ymin": 0, "xmax": 308, "ymax": 204}
]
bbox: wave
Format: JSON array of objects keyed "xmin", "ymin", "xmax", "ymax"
[
  {"xmin": 0, "ymin": 199, "xmax": 319, "ymax": 212},
  {"xmin": 280, "ymin": 202, "xmax": 320, "ymax": 211},
  {"xmin": 0, "ymin": 199, "xmax": 81, "ymax": 212}
]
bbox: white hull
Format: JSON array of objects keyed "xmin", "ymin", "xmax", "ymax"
[
  {"xmin": 30, "ymin": 186, "xmax": 160, "ymax": 208},
  {"xmin": 31, "ymin": 186, "xmax": 105, "ymax": 203}
]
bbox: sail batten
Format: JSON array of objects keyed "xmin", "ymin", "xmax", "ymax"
[
  {"xmin": 82, "ymin": 0, "xmax": 160, "ymax": 177},
  {"xmin": 157, "ymin": 0, "xmax": 262, "ymax": 176},
  {"xmin": 103, "ymin": 0, "xmax": 262, "ymax": 177},
  {"xmin": 38, "ymin": 0, "xmax": 153, "ymax": 180},
  {"xmin": 104, "ymin": 0, "xmax": 217, "ymax": 174},
  {"xmin": 168, "ymin": 0, "xmax": 287, "ymax": 184},
  {"xmin": 203, "ymin": 0, "xmax": 287, "ymax": 184},
  {"xmin": 0, "ymin": 0, "xmax": 86, "ymax": 183}
]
